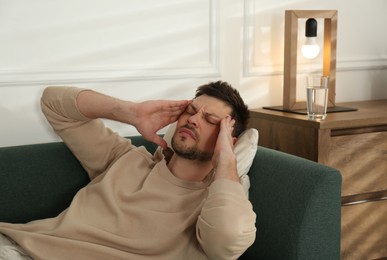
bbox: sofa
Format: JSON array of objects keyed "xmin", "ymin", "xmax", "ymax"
[{"xmin": 0, "ymin": 136, "xmax": 342, "ymax": 259}]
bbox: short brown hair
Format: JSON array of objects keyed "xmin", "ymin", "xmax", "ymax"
[{"xmin": 195, "ymin": 81, "xmax": 249, "ymax": 137}]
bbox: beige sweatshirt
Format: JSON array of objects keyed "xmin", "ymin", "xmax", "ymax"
[{"xmin": 0, "ymin": 87, "xmax": 256, "ymax": 260}]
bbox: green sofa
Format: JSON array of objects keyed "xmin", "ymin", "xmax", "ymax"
[{"xmin": 0, "ymin": 136, "xmax": 342, "ymax": 259}]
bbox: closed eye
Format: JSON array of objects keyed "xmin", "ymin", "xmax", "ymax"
[
  {"xmin": 185, "ymin": 105, "xmax": 196, "ymax": 115},
  {"xmin": 204, "ymin": 113, "xmax": 221, "ymax": 125}
]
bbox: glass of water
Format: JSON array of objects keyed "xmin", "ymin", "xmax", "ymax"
[{"xmin": 306, "ymin": 75, "xmax": 329, "ymax": 120}]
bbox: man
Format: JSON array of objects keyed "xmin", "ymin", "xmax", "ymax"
[{"xmin": 0, "ymin": 81, "xmax": 256, "ymax": 259}]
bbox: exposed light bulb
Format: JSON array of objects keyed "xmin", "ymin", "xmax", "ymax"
[
  {"xmin": 302, "ymin": 37, "xmax": 320, "ymax": 59},
  {"xmin": 301, "ymin": 18, "xmax": 320, "ymax": 59}
]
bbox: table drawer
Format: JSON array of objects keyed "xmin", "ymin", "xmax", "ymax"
[
  {"xmin": 327, "ymin": 131, "xmax": 387, "ymax": 196},
  {"xmin": 341, "ymin": 200, "xmax": 387, "ymax": 260}
]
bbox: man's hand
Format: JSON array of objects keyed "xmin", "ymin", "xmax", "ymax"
[
  {"xmin": 132, "ymin": 100, "xmax": 191, "ymax": 149},
  {"xmin": 212, "ymin": 116, "xmax": 240, "ymax": 183},
  {"xmin": 76, "ymin": 90, "xmax": 190, "ymax": 149}
]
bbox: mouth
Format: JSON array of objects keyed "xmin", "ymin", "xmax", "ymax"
[{"xmin": 178, "ymin": 126, "xmax": 197, "ymax": 140}]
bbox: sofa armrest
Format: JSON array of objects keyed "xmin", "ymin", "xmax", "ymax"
[{"xmin": 240, "ymin": 146, "xmax": 342, "ymax": 260}]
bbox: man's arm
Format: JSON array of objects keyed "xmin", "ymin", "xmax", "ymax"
[
  {"xmin": 197, "ymin": 117, "xmax": 256, "ymax": 259},
  {"xmin": 41, "ymin": 87, "xmax": 190, "ymax": 179},
  {"xmin": 197, "ymin": 180, "xmax": 256, "ymax": 259}
]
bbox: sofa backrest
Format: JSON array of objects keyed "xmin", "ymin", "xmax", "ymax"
[
  {"xmin": 0, "ymin": 142, "xmax": 89, "ymax": 223},
  {"xmin": 0, "ymin": 136, "xmax": 157, "ymax": 223},
  {"xmin": 0, "ymin": 136, "xmax": 342, "ymax": 259}
]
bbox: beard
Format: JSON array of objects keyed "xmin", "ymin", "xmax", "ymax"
[{"xmin": 171, "ymin": 126, "xmax": 213, "ymax": 162}]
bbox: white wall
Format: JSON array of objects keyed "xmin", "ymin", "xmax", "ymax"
[{"xmin": 1, "ymin": 0, "xmax": 386, "ymax": 147}]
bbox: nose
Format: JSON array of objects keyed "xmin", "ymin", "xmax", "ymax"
[{"xmin": 187, "ymin": 111, "xmax": 201, "ymax": 127}]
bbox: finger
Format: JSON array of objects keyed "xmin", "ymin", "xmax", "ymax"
[
  {"xmin": 219, "ymin": 120, "xmax": 231, "ymax": 140},
  {"xmin": 149, "ymin": 135, "xmax": 167, "ymax": 149},
  {"xmin": 158, "ymin": 139, "xmax": 168, "ymax": 150},
  {"xmin": 167, "ymin": 100, "xmax": 191, "ymax": 111},
  {"xmin": 162, "ymin": 100, "xmax": 190, "ymax": 118},
  {"xmin": 223, "ymin": 116, "xmax": 235, "ymax": 129},
  {"xmin": 230, "ymin": 118, "xmax": 235, "ymax": 134},
  {"xmin": 221, "ymin": 117, "xmax": 236, "ymax": 139},
  {"xmin": 163, "ymin": 100, "xmax": 191, "ymax": 123}
]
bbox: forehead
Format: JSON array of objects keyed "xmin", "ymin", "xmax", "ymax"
[{"xmin": 192, "ymin": 95, "xmax": 232, "ymax": 116}]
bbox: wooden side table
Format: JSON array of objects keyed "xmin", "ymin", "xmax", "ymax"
[{"xmin": 248, "ymin": 100, "xmax": 387, "ymax": 259}]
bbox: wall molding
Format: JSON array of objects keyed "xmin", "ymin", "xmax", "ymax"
[
  {"xmin": 0, "ymin": 65, "xmax": 220, "ymax": 87},
  {"xmin": 0, "ymin": 0, "xmax": 220, "ymax": 87},
  {"xmin": 336, "ymin": 58, "xmax": 387, "ymax": 72},
  {"xmin": 243, "ymin": 57, "xmax": 387, "ymax": 77}
]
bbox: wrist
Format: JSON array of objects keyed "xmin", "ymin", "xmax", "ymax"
[
  {"xmin": 213, "ymin": 154, "xmax": 239, "ymax": 183},
  {"xmin": 113, "ymin": 100, "xmax": 136, "ymax": 125}
]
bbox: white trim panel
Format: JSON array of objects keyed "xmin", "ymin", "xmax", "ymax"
[{"xmin": 0, "ymin": 0, "xmax": 220, "ymax": 86}]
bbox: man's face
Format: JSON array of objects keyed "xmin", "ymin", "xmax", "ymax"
[{"xmin": 171, "ymin": 95, "xmax": 232, "ymax": 161}]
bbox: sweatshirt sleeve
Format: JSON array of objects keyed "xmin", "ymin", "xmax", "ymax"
[
  {"xmin": 40, "ymin": 87, "xmax": 134, "ymax": 180},
  {"xmin": 196, "ymin": 179, "xmax": 256, "ymax": 260}
]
